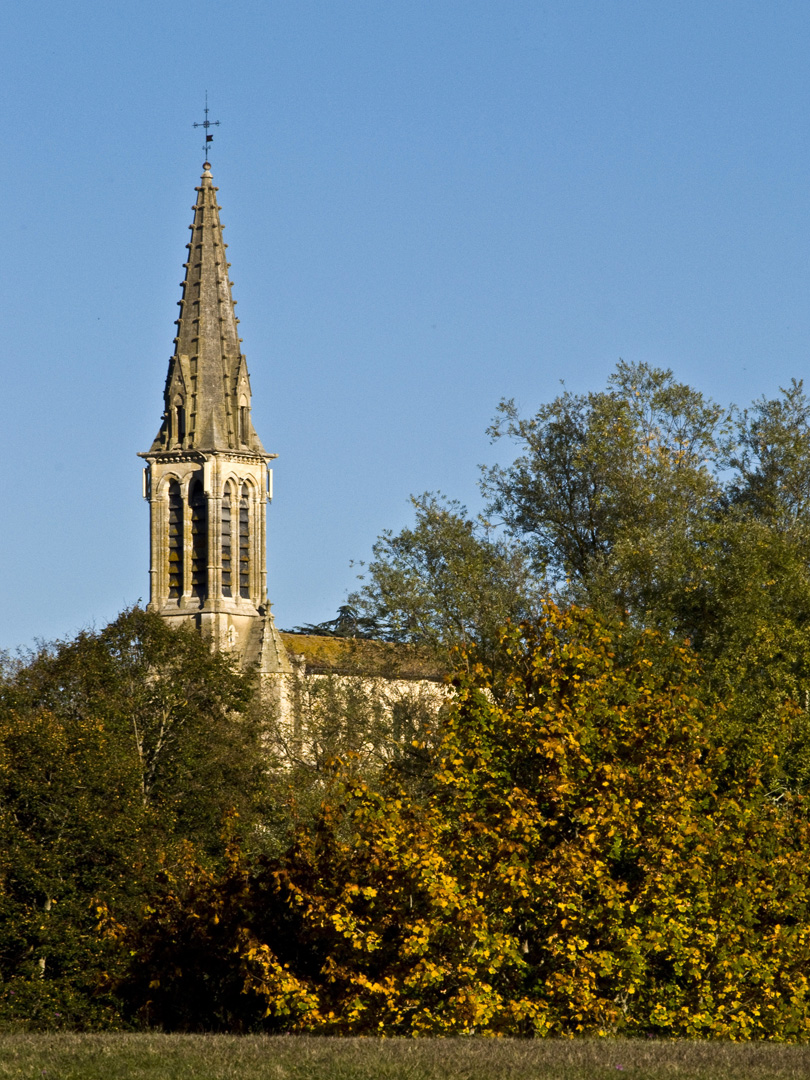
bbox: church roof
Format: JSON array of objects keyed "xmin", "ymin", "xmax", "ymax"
[
  {"xmin": 279, "ymin": 632, "xmax": 446, "ymax": 680},
  {"xmin": 148, "ymin": 162, "xmax": 268, "ymax": 456}
]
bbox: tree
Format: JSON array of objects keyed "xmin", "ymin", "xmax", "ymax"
[
  {"xmin": 724, "ymin": 379, "xmax": 810, "ymax": 526},
  {"xmin": 482, "ymin": 361, "xmax": 725, "ymax": 624},
  {"xmin": 472, "ymin": 367, "xmax": 810, "ymax": 793},
  {"xmin": 119, "ymin": 604, "xmax": 810, "ymax": 1038},
  {"xmin": 349, "ymin": 364, "xmax": 728, "ymax": 657},
  {"xmin": 659, "ymin": 382, "xmax": 810, "ymax": 793},
  {"xmin": 334, "ymin": 366, "xmax": 810, "ymax": 796},
  {"xmin": 0, "ymin": 607, "xmax": 268, "ymax": 1027},
  {"xmin": 2, "ymin": 607, "xmax": 262, "ymax": 849},
  {"xmin": 291, "ymin": 605, "xmax": 386, "ymax": 639},
  {"xmin": 348, "ymin": 492, "xmax": 543, "ymax": 662},
  {"xmin": 430, "ymin": 606, "xmax": 810, "ymax": 1038},
  {"xmin": 0, "ymin": 702, "xmax": 148, "ymax": 1027}
]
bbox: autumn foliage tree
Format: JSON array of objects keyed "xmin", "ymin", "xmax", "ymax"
[
  {"xmin": 430, "ymin": 607, "xmax": 810, "ymax": 1038},
  {"xmin": 119, "ymin": 603, "xmax": 810, "ymax": 1037},
  {"xmin": 353, "ymin": 365, "xmax": 810, "ymax": 798}
]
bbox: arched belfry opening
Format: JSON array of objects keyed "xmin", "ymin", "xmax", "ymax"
[
  {"xmin": 138, "ymin": 161, "xmax": 290, "ymax": 674},
  {"xmin": 167, "ymin": 480, "xmax": 183, "ymax": 599},
  {"xmin": 239, "ymin": 483, "xmax": 251, "ymax": 599},
  {"xmin": 221, "ymin": 482, "xmax": 233, "ymax": 598},
  {"xmin": 189, "ymin": 478, "xmax": 208, "ymax": 600}
]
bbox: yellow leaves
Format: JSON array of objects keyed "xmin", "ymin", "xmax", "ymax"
[{"xmin": 109, "ymin": 598, "xmax": 810, "ymax": 1040}]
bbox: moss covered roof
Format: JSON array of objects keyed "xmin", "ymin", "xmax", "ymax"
[{"xmin": 279, "ymin": 633, "xmax": 445, "ymax": 680}]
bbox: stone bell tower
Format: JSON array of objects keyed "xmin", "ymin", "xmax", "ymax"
[{"xmin": 139, "ymin": 161, "xmax": 290, "ymax": 674}]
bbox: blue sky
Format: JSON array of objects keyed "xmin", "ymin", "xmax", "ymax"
[{"xmin": 3, "ymin": 1, "xmax": 810, "ymax": 648}]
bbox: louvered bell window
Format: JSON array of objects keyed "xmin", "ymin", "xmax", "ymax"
[
  {"xmin": 190, "ymin": 478, "xmax": 208, "ymax": 599},
  {"xmin": 222, "ymin": 484, "xmax": 232, "ymax": 597},
  {"xmin": 239, "ymin": 485, "xmax": 250, "ymax": 599},
  {"xmin": 168, "ymin": 480, "xmax": 183, "ymax": 599}
]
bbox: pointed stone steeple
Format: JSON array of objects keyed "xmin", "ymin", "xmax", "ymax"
[
  {"xmin": 150, "ymin": 162, "xmax": 266, "ymax": 455},
  {"xmin": 139, "ymin": 162, "xmax": 290, "ymax": 676}
]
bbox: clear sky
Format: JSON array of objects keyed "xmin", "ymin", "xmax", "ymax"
[{"xmin": 3, "ymin": 1, "xmax": 810, "ymax": 649}]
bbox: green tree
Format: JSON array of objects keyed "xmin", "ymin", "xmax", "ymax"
[
  {"xmin": 0, "ymin": 703, "xmax": 148, "ymax": 1027},
  {"xmin": 672, "ymin": 384, "xmax": 810, "ymax": 793},
  {"xmin": 0, "ymin": 607, "xmax": 267, "ymax": 1027},
  {"xmin": 348, "ymin": 492, "xmax": 542, "ymax": 662},
  {"xmin": 474, "ymin": 367, "xmax": 810, "ymax": 792},
  {"xmin": 724, "ymin": 379, "xmax": 810, "ymax": 525},
  {"xmin": 350, "ymin": 364, "xmax": 727, "ymax": 659},
  {"xmin": 482, "ymin": 361, "xmax": 725, "ymax": 624},
  {"xmin": 292, "ymin": 604, "xmax": 386, "ymax": 639},
  {"xmin": 2, "ymin": 608, "xmax": 262, "ymax": 849}
]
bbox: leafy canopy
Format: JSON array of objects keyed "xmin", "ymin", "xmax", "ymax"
[{"xmin": 118, "ymin": 604, "xmax": 810, "ymax": 1038}]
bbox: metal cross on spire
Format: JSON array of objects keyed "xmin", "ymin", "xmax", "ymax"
[{"xmin": 193, "ymin": 91, "xmax": 220, "ymax": 161}]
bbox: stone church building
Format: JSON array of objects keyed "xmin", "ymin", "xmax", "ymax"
[{"xmin": 138, "ymin": 161, "xmax": 442, "ymax": 703}]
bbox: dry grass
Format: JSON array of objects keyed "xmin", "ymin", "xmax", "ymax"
[{"xmin": 1, "ymin": 1035, "xmax": 810, "ymax": 1080}]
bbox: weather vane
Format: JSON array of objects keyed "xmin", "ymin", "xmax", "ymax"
[{"xmin": 193, "ymin": 92, "xmax": 220, "ymax": 161}]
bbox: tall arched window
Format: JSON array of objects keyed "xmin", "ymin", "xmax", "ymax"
[
  {"xmin": 239, "ymin": 484, "xmax": 250, "ymax": 599},
  {"xmin": 190, "ymin": 478, "xmax": 208, "ymax": 600},
  {"xmin": 167, "ymin": 480, "xmax": 183, "ymax": 599},
  {"xmin": 239, "ymin": 403, "xmax": 248, "ymax": 445},
  {"xmin": 221, "ymin": 483, "xmax": 232, "ymax": 597}
]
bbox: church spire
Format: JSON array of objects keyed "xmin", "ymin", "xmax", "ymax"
[
  {"xmin": 150, "ymin": 161, "xmax": 266, "ymax": 454},
  {"xmin": 139, "ymin": 160, "xmax": 288, "ymax": 674}
]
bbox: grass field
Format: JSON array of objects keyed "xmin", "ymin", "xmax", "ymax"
[{"xmin": 1, "ymin": 1035, "xmax": 810, "ymax": 1080}]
